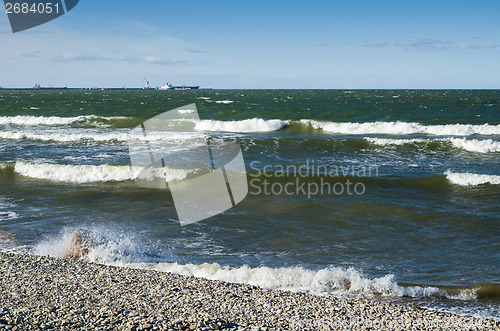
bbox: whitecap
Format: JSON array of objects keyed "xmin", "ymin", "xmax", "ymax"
[
  {"xmin": 194, "ymin": 118, "xmax": 287, "ymax": 132},
  {"xmin": 445, "ymin": 171, "xmax": 500, "ymax": 186}
]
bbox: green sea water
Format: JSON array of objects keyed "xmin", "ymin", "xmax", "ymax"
[{"xmin": 0, "ymin": 89, "xmax": 499, "ymax": 319}]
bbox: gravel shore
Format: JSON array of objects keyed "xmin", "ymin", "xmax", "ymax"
[{"xmin": 0, "ymin": 252, "xmax": 497, "ymax": 330}]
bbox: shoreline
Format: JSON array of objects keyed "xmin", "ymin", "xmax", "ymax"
[{"xmin": 0, "ymin": 252, "xmax": 498, "ymax": 330}]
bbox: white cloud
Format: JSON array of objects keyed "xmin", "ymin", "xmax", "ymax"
[
  {"xmin": 364, "ymin": 38, "xmax": 500, "ymax": 52},
  {"xmin": 54, "ymin": 53, "xmax": 191, "ymax": 66},
  {"xmin": 458, "ymin": 43, "xmax": 499, "ymax": 50},
  {"xmin": 365, "ymin": 38, "xmax": 452, "ymax": 51},
  {"xmin": 185, "ymin": 48, "xmax": 207, "ymax": 54}
]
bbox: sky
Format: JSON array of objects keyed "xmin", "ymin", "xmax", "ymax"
[{"xmin": 1, "ymin": 0, "xmax": 500, "ymax": 89}]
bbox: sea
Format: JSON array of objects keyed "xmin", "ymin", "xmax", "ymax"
[{"xmin": 0, "ymin": 89, "xmax": 499, "ymax": 320}]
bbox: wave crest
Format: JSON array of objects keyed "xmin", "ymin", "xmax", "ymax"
[
  {"xmin": 0, "ymin": 130, "xmax": 202, "ymax": 143},
  {"xmin": 11, "ymin": 161, "xmax": 190, "ymax": 183},
  {"xmin": 445, "ymin": 171, "xmax": 500, "ymax": 186},
  {"xmin": 0, "ymin": 115, "xmax": 134, "ymax": 127},
  {"xmin": 195, "ymin": 118, "xmax": 288, "ymax": 132},
  {"xmin": 367, "ymin": 137, "xmax": 500, "ymax": 153},
  {"xmin": 302, "ymin": 120, "xmax": 500, "ymax": 136},
  {"xmin": 33, "ymin": 227, "xmax": 449, "ymax": 300}
]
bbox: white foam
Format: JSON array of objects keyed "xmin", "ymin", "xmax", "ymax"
[
  {"xmin": 367, "ymin": 137, "xmax": 500, "ymax": 153},
  {"xmin": 445, "ymin": 171, "xmax": 500, "ymax": 186},
  {"xmin": 13, "ymin": 161, "xmax": 190, "ymax": 183},
  {"xmin": 116, "ymin": 261, "xmax": 447, "ymax": 301},
  {"xmin": 0, "ymin": 231, "xmax": 29, "ymax": 254},
  {"xmin": 194, "ymin": 118, "xmax": 287, "ymax": 132},
  {"xmin": 33, "ymin": 227, "xmax": 145, "ymax": 264},
  {"xmin": 33, "ymin": 228, "xmax": 447, "ymax": 300},
  {"xmin": 33, "ymin": 229, "xmax": 75, "ymax": 258},
  {"xmin": 367, "ymin": 138, "xmax": 427, "ymax": 146},
  {"xmin": 177, "ymin": 109, "xmax": 196, "ymax": 114},
  {"xmin": 0, "ymin": 115, "xmax": 82, "ymax": 126},
  {"xmin": 0, "ymin": 115, "xmax": 129, "ymax": 126},
  {"xmin": 215, "ymin": 100, "xmax": 234, "ymax": 104},
  {"xmin": 33, "ymin": 229, "xmax": 483, "ymax": 305},
  {"xmin": 302, "ymin": 120, "xmax": 500, "ymax": 136},
  {"xmin": 0, "ymin": 197, "xmax": 18, "ymax": 222},
  {"xmin": 0, "ymin": 211, "xmax": 18, "ymax": 221},
  {"xmin": 448, "ymin": 289, "xmax": 478, "ymax": 301},
  {"xmin": 0, "ymin": 129, "xmax": 202, "ymax": 143},
  {"xmin": 448, "ymin": 138, "xmax": 500, "ymax": 153}
]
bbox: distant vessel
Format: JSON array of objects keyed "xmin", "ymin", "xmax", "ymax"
[
  {"xmin": 157, "ymin": 82, "xmax": 200, "ymax": 90},
  {"xmin": 33, "ymin": 83, "xmax": 67, "ymax": 90}
]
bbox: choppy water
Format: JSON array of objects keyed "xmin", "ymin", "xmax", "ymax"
[{"xmin": 0, "ymin": 89, "xmax": 499, "ymax": 319}]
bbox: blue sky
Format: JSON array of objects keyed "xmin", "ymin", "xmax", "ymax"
[{"xmin": 1, "ymin": 0, "xmax": 499, "ymax": 88}]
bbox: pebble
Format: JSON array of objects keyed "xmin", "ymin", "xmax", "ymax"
[{"xmin": 0, "ymin": 252, "xmax": 498, "ymax": 330}]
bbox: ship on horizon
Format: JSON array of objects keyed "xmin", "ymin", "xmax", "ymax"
[
  {"xmin": 33, "ymin": 83, "xmax": 67, "ymax": 90},
  {"xmin": 156, "ymin": 82, "xmax": 200, "ymax": 90}
]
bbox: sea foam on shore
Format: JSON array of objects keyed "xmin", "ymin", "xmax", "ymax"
[{"xmin": 0, "ymin": 252, "xmax": 497, "ymax": 330}]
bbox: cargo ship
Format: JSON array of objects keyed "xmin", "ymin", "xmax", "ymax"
[
  {"xmin": 156, "ymin": 82, "xmax": 199, "ymax": 90},
  {"xmin": 33, "ymin": 84, "xmax": 67, "ymax": 90}
]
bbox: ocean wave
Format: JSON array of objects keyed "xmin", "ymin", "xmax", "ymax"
[
  {"xmin": 138, "ymin": 262, "xmax": 447, "ymax": 300},
  {"xmin": 33, "ymin": 227, "xmax": 146, "ymax": 263},
  {"xmin": 0, "ymin": 115, "xmax": 133, "ymax": 127},
  {"xmin": 2, "ymin": 116, "xmax": 499, "ymax": 137},
  {"xmin": 0, "ymin": 211, "xmax": 18, "ymax": 221},
  {"xmin": 445, "ymin": 171, "xmax": 500, "ymax": 186},
  {"xmin": 0, "ymin": 130, "xmax": 203, "ymax": 143},
  {"xmin": 194, "ymin": 118, "xmax": 288, "ymax": 132},
  {"xmin": 11, "ymin": 161, "xmax": 190, "ymax": 183},
  {"xmin": 0, "ymin": 115, "xmax": 87, "ymax": 126},
  {"xmin": 367, "ymin": 137, "xmax": 427, "ymax": 146},
  {"xmin": 0, "ymin": 197, "xmax": 18, "ymax": 222},
  {"xmin": 367, "ymin": 137, "xmax": 500, "ymax": 153},
  {"xmin": 448, "ymin": 138, "xmax": 500, "ymax": 153},
  {"xmin": 0, "ymin": 230, "xmax": 29, "ymax": 254},
  {"xmin": 215, "ymin": 100, "xmax": 234, "ymax": 104},
  {"xmin": 301, "ymin": 120, "xmax": 500, "ymax": 136},
  {"xmin": 32, "ymin": 227, "xmax": 445, "ymax": 300},
  {"xmin": 31, "ymin": 227, "xmax": 499, "ymax": 313},
  {"xmin": 177, "ymin": 109, "xmax": 196, "ymax": 114},
  {"xmin": 109, "ymin": 261, "xmax": 500, "ymax": 304}
]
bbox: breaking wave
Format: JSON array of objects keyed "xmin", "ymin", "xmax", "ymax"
[
  {"xmin": 7, "ymin": 161, "xmax": 190, "ymax": 183},
  {"xmin": 0, "ymin": 130, "xmax": 203, "ymax": 143},
  {"xmin": 0, "ymin": 115, "xmax": 135, "ymax": 128},
  {"xmin": 302, "ymin": 120, "xmax": 500, "ymax": 136},
  {"xmin": 0, "ymin": 211, "xmax": 18, "ymax": 221},
  {"xmin": 32, "ymin": 227, "xmax": 498, "ymax": 305},
  {"xmin": 135, "ymin": 262, "xmax": 444, "ymax": 299},
  {"xmin": 2, "ymin": 116, "xmax": 499, "ymax": 136},
  {"xmin": 177, "ymin": 109, "xmax": 196, "ymax": 114},
  {"xmin": 445, "ymin": 171, "xmax": 500, "ymax": 186},
  {"xmin": 194, "ymin": 118, "xmax": 288, "ymax": 132},
  {"xmin": 367, "ymin": 137, "xmax": 500, "ymax": 153},
  {"xmin": 0, "ymin": 198, "xmax": 18, "ymax": 222},
  {"xmin": 448, "ymin": 138, "xmax": 500, "ymax": 153}
]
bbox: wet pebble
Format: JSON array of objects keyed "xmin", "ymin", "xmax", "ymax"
[{"xmin": 0, "ymin": 252, "xmax": 498, "ymax": 330}]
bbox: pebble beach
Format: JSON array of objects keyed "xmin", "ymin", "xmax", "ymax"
[{"xmin": 0, "ymin": 252, "xmax": 498, "ymax": 330}]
